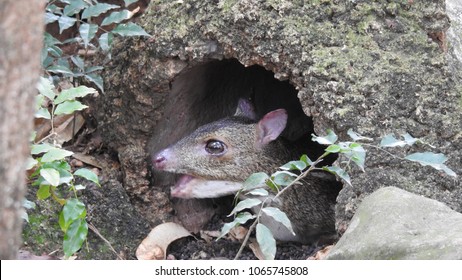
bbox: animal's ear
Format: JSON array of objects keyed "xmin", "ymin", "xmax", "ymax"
[
  {"xmin": 255, "ymin": 109, "xmax": 287, "ymax": 148},
  {"xmin": 234, "ymin": 98, "xmax": 257, "ymax": 120}
]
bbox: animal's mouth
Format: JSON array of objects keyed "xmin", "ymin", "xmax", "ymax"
[{"xmin": 171, "ymin": 174, "xmax": 243, "ymax": 199}]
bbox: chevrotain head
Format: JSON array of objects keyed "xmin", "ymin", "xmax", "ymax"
[{"xmin": 153, "ymin": 99, "xmax": 288, "ymax": 199}]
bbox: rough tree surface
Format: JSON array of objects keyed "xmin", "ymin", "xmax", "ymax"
[
  {"xmin": 0, "ymin": 0, "xmax": 45, "ymax": 259},
  {"xmin": 92, "ymin": 0, "xmax": 461, "ymax": 258}
]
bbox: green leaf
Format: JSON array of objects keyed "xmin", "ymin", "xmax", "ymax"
[
  {"xmin": 347, "ymin": 129, "xmax": 373, "ymax": 141},
  {"xmin": 405, "ymin": 152, "xmax": 457, "ymax": 177},
  {"xmin": 265, "ymin": 179, "xmax": 280, "ymax": 193},
  {"xmin": 112, "ymin": 22, "xmax": 151, "ymax": 37},
  {"xmin": 48, "ymin": 45, "xmax": 63, "ymax": 58},
  {"xmin": 379, "ymin": 134, "xmax": 406, "ymax": 148},
  {"xmin": 40, "ymin": 168, "xmax": 60, "ymax": 187},
  {"xmin": 79, "ymin": 23, "xmax": 98, "ymax": 48},
  {"xmin": 31, "ymin": 143, "xmax": 55, "ymax": 155},
  {"xmin": 35, "ymin": 107, "xmax": 51, "ymax": 119},
  {"xmin": 402, "ymin": 133, "xmax": 419, "ymax": 146},
  {"xmin": 63, "ymin": 218, "xmax": 88, "ymax": 257},
  {"xmin": 81, "ymin": 3, "xmax": 119, "ymax": 19},
  {"xmin": 54, "ymin": 86, "xmax": 97, "ymax": 104},
  {"xmin": 54, "ymin": 100, "xmax": 88, "ymax": 115},
  {"xmin": 59, "ymin": 198, "xmax": 87, "ymax": 232},
  {"xmin": 85, "ymin": 66, "xmax": 104, "ymax": 73},
  {"xmin": 300, "ymin": 154, "xmax": 314, "ymax": 166},
  {"xmin": 242, "ymin": 172, "xmax": 269, "ymax": 191},
  {"xmin": 261, "ymin": 207, "xmax": 295, "ymax": 235},
  {"xmin": 37, "ymin": 77, "xmax": 56, "ymax": 100},
  {"xmin": 280, "ymin": 160, "xmax": 307, "ymax": 171},
  {"xmin": 98, "ymin": 32, "xmax": 113, "ymax": 52},
  {"xmin": 312, "ymin": 129, "xmax": 338, "ymax": 145},
  {"xmin": 218, "ymin": 212, "xmax": 254, "ymax": 239},
  {"xmin": 37, "ymin": 185, "xmax": 51, "ymax": 200},
  {"xmin": 272, "ymin": 171, "xmax": 297, "ymax": 186},
  {"xmin": 256, "ymin": 223, "xmax": 276, "ymax": 260},
  {"xmin": 102, "ymin": 10, "xmax": 130, "ymax": 26},
  {"xmin": 26, "ymin": 157, "xmax": 38, "ymax": 170},
  {"xmin": 42, "ymin": 161, "xmax": 73, "ymax": 185},
  {"xmin": 70, "ymin": 56, "xmax": 85, "ymax": 70},
  {"xmin": 63, "ymin": 0, "xmax": 88, "ymax": 16},
  {"xmin": 44, "ymin": 32, "xmax": 62, "ymax": 48},
  {"xmin": 344, "ymin": 142, "xmax": 366, "ymax": 171},
  {"xmin": 58, "ymin": 15, "xmax": 77, "ymax": 34},
  {"xmin": 47, "ymin": 65, "xmax": 74, "ymax": 75},
  {"xmin": 229, "ymin": 198, "xmax": 262, "ymax": 215},
  {"xmin": 325, "ymin": 144, "xmax": 341, "ymax": 153},
  {"xmin": 74, "ymin": 168, "xmax": 100, "ymax": 186},
  {"xmin": 74, "ymin": 184, "xmax": 86, "ymax": 191},
  {"xmin": 248, "ymin": 188, "xmax": 269, "ymax": 196},
  {"xmin": 324, "ymin": 166, "xmax": 352, "ymax": 186},
  {"xmin": 41, "ymin": 148, "xmax": 74, "ymax": 163},
  {"xmin": 23, "ymin": 199, "xmax": 36, "ymax": 210},
  {"xmin": 84, "ymin": 73, "xmax": 104, "ymax": 93},
  {"xmin": 45, "ymin": 12, "xmax": 60, "ymax": 24}
]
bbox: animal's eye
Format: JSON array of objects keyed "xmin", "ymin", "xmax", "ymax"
[{"xmin": 205, "ymin": 140, "xmax": 226, "ymax": 155}]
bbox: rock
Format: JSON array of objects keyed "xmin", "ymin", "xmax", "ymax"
[{"xmin": 326, "ymin": 187, "xmax": 462, "ymax": 260}]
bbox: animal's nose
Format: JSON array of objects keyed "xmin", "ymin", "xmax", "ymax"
[{"xmin": 153, "ymin": 150, "xmax": 168, "ymax": 170}]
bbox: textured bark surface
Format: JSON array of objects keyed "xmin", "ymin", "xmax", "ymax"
[
  {"xmin": 0, "ymin": 0, "xmax": 44, "ymax": 259},
  {"xmin": 98, "ymin": 0, "xmax": 461, "ymax": 239}
]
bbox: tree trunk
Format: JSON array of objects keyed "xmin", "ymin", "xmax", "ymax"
[{"xmin": 0, "ymin": 0, "xmax": 44, "ymax": 259}]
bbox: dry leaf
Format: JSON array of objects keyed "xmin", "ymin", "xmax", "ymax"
[
  {"xmin": 72, "ymin": 153, "xmax": 103, "ymax": 169},
  {"xmin": 136, "ymin": 222, "xmax": 191, "ymax": 260},
  {"xmin": 249, "ymin": 238, "xmax": 265, "ymax": 260},
  {"xmin": 229, "ymin": 225, "xmax": 248, "ymax": 241},
  {"xmin": 307, "ymin": 245, "xmax": 334, "ymax": 260},
  {"xmin": 54, "ymin": 113, "xmax": 85, "ymax": 145}
]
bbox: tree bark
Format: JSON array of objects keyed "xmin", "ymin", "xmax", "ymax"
[{"xmin": 0, "ymin": 0, "xmax": 44, "ymax": 259}]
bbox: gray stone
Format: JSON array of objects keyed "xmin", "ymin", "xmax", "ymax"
[{"xmin": 327, "ymin": 187, "xmax": 462, "ymax": 259}]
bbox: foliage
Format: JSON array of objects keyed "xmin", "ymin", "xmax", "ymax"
[
  {"xmin": 222, "ymin": 129, "xmax": 457, "ymax": 260},
  {"xmin": 25, "ymin": 0, "xmax": 150, "ymax": 258}
]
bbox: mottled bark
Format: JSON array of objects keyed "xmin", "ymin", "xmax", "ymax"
[{"xmin": 0, "ymin": 0, "xmax": 44, "ymax": 259}]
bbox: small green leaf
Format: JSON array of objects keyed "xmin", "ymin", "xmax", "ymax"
[
  {"xmin": 243, "ymin": 172, "xmax": 269, "ymax": 191},
  {"xmin": 102, "ymin": 10, "xmax": 131, "ymax": 26},
  {"xmin": 312, "ymin": 129, "xmax": 338, "ymax": 145},
  {"xmin": 345, "ymin": 142, "xmax": 366, "ymax": 171},
  {"xmin": 40, "ymin": 168, "xmax": 61, "ymax": 187},
  {"xmin": 35, "ymin": 107, "xmax": 51, "ymax": 119},
  {"xmin": 70, "ymin": 56, "xmax": 85, "ymax": 70},
  {"xmin": 272, "ymin": 171, "xmax": 297, "ymax": 186},
  {"xmin": 325, "ymin": 144, "xmax": 341, "ymax": 153},
  {"xmin": 256, "ymin": 223, "xmax": 276, "ymax": 260},
  {"xmin": 402, "ymin": 133, "xmax": 419, "ymax": 146},
  {"xmin": 405, "ymin": 152, "xmax": 457, "ymax": 177},
  {"xmin": 98, "ymin": 32, "xmax": 113, "ymax": 52},
  {"xmin": 47, "ymin": 65, "xmax": 74, "ymax": 75},
  {"xmin": 261, "ymin": 207, "xmax": 295, "ymax": 235},
  {"xmin": 218, "ymin": 212, "xmax": 254, "ymax": 239},
  {"xmin": 37, "ymin": 185, "xmax": 51, "ymax": 200},
  {"xmin": 43, "ymin": 32, "xmax": 62, "ymax": 48},
  {"xmin": 31, "ymin": 143, "xmax": 55, "ymax": 155},
  {"xmin": 41, "ymin": 148, "xmax": 74, "ymax": 162},
  {"xmin": 85, "ymin": 66, "xmax": 104, "ymax": 73},
  {"xmin": 23, "ymin": 199, "xmax": 36, "ymax": 210},
  {"xmin": 58, "ymin": 15, "xmax": 77, "ymax": 34},
  {"xmin": 300, "ymin": 154, "xmax": 314, "ymax": 166},
  {"xmin": 63, "ymin": 0, "xmax": 88, "ymax": 16},
  {"xmin": 280, "ymin": 160, "xmax": 307, "ymax": 171},
  {"xmin": 379, "ymin": 134, "xmax": 406, "ymax": 148},
  {"xmin": 79, "ymin": 23, "xmax": 98, "ymax": 48},
  {"xmin": 82, "ymin": 3, "xmax": 119, "ymax": 19},
  {"xmin": 59, "ymin": 198, "xmax": 87, "ymax": 232},
  {"xmin": 84, "ymin": 74, "xmax": 104, "ymax": 93},
  {"xmin": 265, "ymin": 179, "xmax": 279, "ymax": 193},
  {"xmin": 54, "ymin": 100, "xmax": 88, "ymax": 115},
  {"xmin": 324, "ymin": 166, "xmax": 352, "ymax": 186},
  {"xmin": 45, "ymin": 12, "xmax": 59, "ymax": 24},
  {"xmin": 74, "ymin": 184, "xmax": 86, "ymax": 191},
  {"xmin": 347, "ymin": 129, "xmax": 373, "ymax": 141},
  {"xmin": 42, "ymin": 161, "xmax": 73, "ymax": 185},
  {"xmin": 229, "ymin": 198, "xmax": 262, "ymax": 215},
  {"xmin": 74, "ymin": 168, "xmax": 100, "ymax": 186},
  {"xmin": 63, "ymin": 218, "xmax": 88, "ymax": 257},
  {"xmin": 54, "ymin": 86, "xmax": 97, "ymax": 104},
  {"xmin": 247, "ymin": 188, "xmax": 269, "ymax": 196},
  {"xmin": 112, "ymin": 22, "xmax": 151, "ymax": 37},
  {"xmin": 37, "ymin": 77, "xmax": 56, "ymax": 100},
  {"xmin": 26, "ymin": 157, "xmax": 38, "ymax": 170}
]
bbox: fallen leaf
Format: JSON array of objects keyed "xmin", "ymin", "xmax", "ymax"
[
  {"xmin": 229, "ymin": 225, "xmax": 248, "ymax": 241},
  {"xmin": 136, "ymin": 222, "xmax": 191, "ymax": 260},
  {"xmin": 72, "ymin": 153, "xmax": 103, "ymax": 169},
  {"xmin": 54, "ymin": 113, "xmax": 85, "ymax": 145},
  {"xmin": 249, "ymin": 238, "xmax": 265, "ymax": 260},
  {"xmin": 307, "ymin": 245, "xmax": 334, "ymax": 260}
]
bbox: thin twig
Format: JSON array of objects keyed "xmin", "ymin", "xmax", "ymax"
[{"xmin": 88, "ymin": 223, "xmax": 125, "ymax": 260}]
